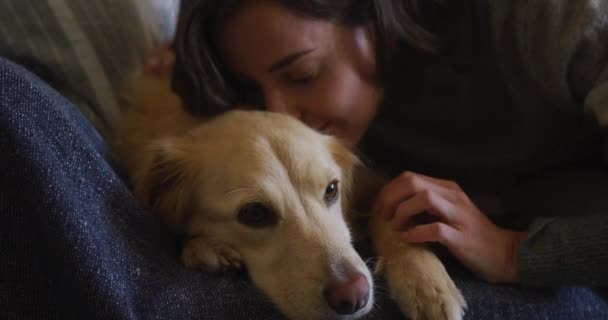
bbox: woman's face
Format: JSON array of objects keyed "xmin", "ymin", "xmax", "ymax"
[{"xmin": 219, "ymin": 0, "xmax": 383, "ymax": 146}]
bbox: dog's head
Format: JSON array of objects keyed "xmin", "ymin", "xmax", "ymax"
[{"xmin": 135, "ymin": 110, "xmax": 373, "ymax": 319}]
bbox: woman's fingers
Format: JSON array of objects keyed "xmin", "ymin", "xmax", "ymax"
[
  {"xmin": 374, "ymin": 172, "xmax": 431, "ymax": 219},
  {"xmin": 401, "ymin": 222, "xmax": 460, "ymax": 248},
  {"xmin": 390, "ymin": 190, "xmax": 453, "ymax": 230},
  {"xmin": 373, "ymin": 171, "xmax": 458, "ymax": 220},
  {"xmin": 378, "ymin": 172, "xmax": 527, "ymax": 284},
  {"xmin": 406, "ymin": 171, "xmax": 462, "ymax": 191}
]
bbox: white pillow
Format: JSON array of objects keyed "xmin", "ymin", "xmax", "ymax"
[{"xmin": 0, "ymin": 0, "xmax": 180, "ymax": 135}]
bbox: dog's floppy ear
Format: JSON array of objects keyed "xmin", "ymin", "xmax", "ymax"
[
  {"xmin": 327, "ymin": 137, "xmax": 386, "ymax": 211},
  {"xmin": 134, "ymin": 138, "xmax": 195, "ymax": 232},
  {"xmin": 326, "ymin": 137, "xmax": 362, "ymax": 206}
]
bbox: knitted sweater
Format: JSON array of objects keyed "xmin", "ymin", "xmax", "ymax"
[{"xmin": 359, "ymin": 0, "xmax": 608, "ymax": 287}]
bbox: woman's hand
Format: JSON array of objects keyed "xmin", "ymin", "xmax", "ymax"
[
  {"xmin": 372, "ymin": 171, "xmax": 528, "ymax": 284},
  {"xmin": 144, "ymin": 41, "xmax": 175, "ymax": 75}
]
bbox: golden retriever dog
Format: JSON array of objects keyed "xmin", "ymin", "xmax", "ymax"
[{"xmin": 114, "ymin": 74, "xmax": 466, "ymax": 320}]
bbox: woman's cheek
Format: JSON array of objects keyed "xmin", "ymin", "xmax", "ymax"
[{"xmin": 320, "ymin": 68, "xmax": 365, "ymax": 117}]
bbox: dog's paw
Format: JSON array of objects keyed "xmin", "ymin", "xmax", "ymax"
[
  {"xmin": 395, "ymin": 272, "xmax": 466, "ymax": 320},
  {"xmin": 181, "ymin": 238, "xmax": 243, "ymax": 273},
  {"xmin": 383, "ymin": 252, "xmax": 466, "ymax": 320}
]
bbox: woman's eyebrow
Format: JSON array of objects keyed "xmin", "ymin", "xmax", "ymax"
[{"xmin": 268, "ymin": 48, "xmax": 316, "ymax": 73}]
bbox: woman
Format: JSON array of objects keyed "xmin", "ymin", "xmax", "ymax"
[{"xmin": 149, "ymin": 0, "xmax": 608, "ymax": 317}]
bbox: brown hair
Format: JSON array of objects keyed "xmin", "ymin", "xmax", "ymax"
[{"xmin": 172, "ymin": 0, "xmax": 439, "ymax": 116}]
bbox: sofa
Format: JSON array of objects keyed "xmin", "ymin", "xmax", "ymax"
[{"xmin": 1, "ymin": 1, "xmax": 607, "ymax": 319}]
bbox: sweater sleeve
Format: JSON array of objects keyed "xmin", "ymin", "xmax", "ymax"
[
  {"xmin": 483, "ymin": 0, "xmax": 608, "ymax": 287},
  {"xmin": 518, "ymin": 215, "xmax": 608, "ymax": 286}
]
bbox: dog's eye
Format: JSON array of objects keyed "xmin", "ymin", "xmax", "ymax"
[
  {"xmin": 324, "ymin": 180, "xmax": 339, "ymax": 206},
  {"xmin": 238, "ymin": 203, "xmax": 278, "ymax": 228}
]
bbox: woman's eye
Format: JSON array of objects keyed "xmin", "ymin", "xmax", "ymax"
[
  {"xmin": 286, "ymin": 73, "xmax": 316, "ymax": 84},
  {"xmin": 324, "ymin": 180, "xmax": 339, "ymax": 206},
  {"xmin": 283, "ymin": 65, "xmax": 319, "ymax": 85}
]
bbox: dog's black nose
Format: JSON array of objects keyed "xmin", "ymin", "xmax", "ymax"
[{"xmin": 324, "ymin": 273, "xmax": 370, "ymax": 315}]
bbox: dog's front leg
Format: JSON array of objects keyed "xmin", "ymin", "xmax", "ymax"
[
  {"xmin": 181, "ymin": 237, "xmax": 243, "ymax": 273},
  {"xmin": 369, "ymin": 214, "xmax": 466, "ymax": 320}
]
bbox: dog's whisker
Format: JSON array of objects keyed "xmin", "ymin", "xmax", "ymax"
[
  {"xmin": 361, "ymin": 302, "xmax": 382, "ymax": 320},
  {"xmin": 364, "ymin": 256, "xmax": 380, "ymax": 266},
  {"xmin": 372, "ymin": 285, "xmax": 390, "ymax": 299},
  {"xmin": 364, "ymin": 256, "xmax": 383, "ymax": 273}
]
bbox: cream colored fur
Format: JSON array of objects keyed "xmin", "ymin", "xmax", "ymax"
[{"xmin": 114, "ymin": 74, "xmax": 466, "ymax": 320}]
